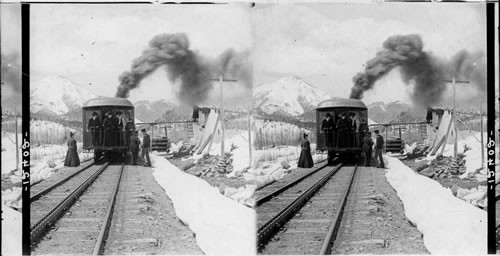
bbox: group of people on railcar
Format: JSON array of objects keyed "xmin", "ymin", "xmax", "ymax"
[
  {"xmin": 87, "ymin": 111, "xmax": 134, "ymax": 147},
  {"xmin": 321, "ymin": 111, "xmax": 369, "ymax": 148}
]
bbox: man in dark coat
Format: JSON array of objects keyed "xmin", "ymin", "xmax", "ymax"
[
  {"xmin": 116, "ymin": 111, "xmax": 127, "ymax": 146},
  {"xmin": 125, "ymin": 117, "xmax": 135, "ymax": 147},
  {"xmin": 336, "ymin": 113, "xmax": 348, "ymax": 147},
  {"xmin": 129, "ymin": 130, "xmax": 141, "ymax": 165},
  {"xmin": 362, "ymin": 132, "xmax": 374, "ymax": 166},
  {"xmin": 348, "ymin": 113, "xmax": 357, "ymax": 145},
  {"xmin": 374, "ymin": 130, "xmax": 385, "ymax": 168},
  {"xmin": 298, "ymin": 133, "xmax": 314, "ymax": 168},
  {"xmin": 102, "ymin": 112, "xmax": 114, "ymax": 146},
  {"xmin": 321, "ymin": 113, "xmax": 334, "ymax": 147},
  {"xmin": 64, "ymin": 132, "xmax": 80, "ymax": 167},
  {"xmin": 88, "ymin": 112, "xmax": 101, "ymax": 146},
  {"xmin": 359, "ymin": 118, "xmax": 369, "ymax": 147},
  {"xmin": 112, "ymin": 111, "xmax": 120, "ymax": 145},
  {"xmin": 141, "ymin": 128, "xmax": 152, "ymax": 167}
]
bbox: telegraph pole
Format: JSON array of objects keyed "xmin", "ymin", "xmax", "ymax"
[
  {"xmin": 210, "ymin": 76, "xmax": 237, "ymax": 156},
  {"xmin": 442, "ymin": 77, "xmax": 469, "ymax": 158}
]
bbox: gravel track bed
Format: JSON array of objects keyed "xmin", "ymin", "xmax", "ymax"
[
  {"xmin": 103, "ymin": 163, "xmax": 202, "ymax": 255},
  {"xmin": 254, "ymin": 162, "xmax": 328, "ymax": 200},
  {"xmin": 332, "ymin": 166, "xmax": 429, "ymax": 254},
  {"xmin": 32, "ymin": 163, "xmax": 122, "ymax": 254},
  {"xmin": 30, "ymin": 162, "xmax": 107, "ymax": 228},
  {"xmin": 257, "ymin": 163, "xmax": 335, "ymax": 228},
  {"xmin": 260, "ymin": 166, "xmax": 355, "ymax": 255}
]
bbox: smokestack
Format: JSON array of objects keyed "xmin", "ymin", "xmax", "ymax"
[{"xmin": 349, "ymin": 34, "xmax": 486, "ymax": 108}]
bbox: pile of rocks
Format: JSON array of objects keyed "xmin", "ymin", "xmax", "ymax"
[
  {"xmin": 195, "ymin": 152, "xmax": 234, "ymax": 177},
  {"xmin": 417, "ymin": 154, "xmax": 467, "ymax": 179},
  {"xmin": 213, "ymin": 152, "xmax": 234, "ymax": 174}
]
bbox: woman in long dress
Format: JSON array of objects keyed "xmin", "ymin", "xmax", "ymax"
[
  {"xmin": 298, "ymin": 133, "xmax": 314, "ymax": 168},
  {"xmin": 64, "ymin": 131, "xmax": 80, "ymax": 167}
]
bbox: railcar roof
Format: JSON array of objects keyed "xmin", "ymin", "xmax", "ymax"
[
  {"xmin": 317, "ymin": 98, "xmax": 367, "ymax": 110},
  {"xmin": 83, "ymin": 97, "xmax": 134, "ymax": 108}
]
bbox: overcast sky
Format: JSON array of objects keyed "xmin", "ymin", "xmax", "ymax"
[
  {"xmin": 1, "ymin": 3, "xmax": 22, "ymax": 113},
  {"xmin": 252, "ymin": 2, "xmax": 488, "ymax": 106},
  {"xmin": 30, "ymin": 4, "xmax": 253, "ymax": 106}
]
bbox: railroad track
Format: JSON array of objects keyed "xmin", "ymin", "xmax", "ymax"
[
  {"xmin": 31, "ymin": 160, "xmax": 125, "ymax": 254},
  {"xmin": 256, "ymin": 162, "xmax": 358, "ymax": 254}
]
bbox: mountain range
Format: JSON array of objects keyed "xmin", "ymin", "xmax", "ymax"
[{"xmin": 30, "ymin": 75, "xmax": 424, "ymax": 126}]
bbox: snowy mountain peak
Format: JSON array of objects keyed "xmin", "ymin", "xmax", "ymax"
[
  {"xmin": 31, "ymin": 75, "xmax": 98, "ymax": 115},
  {"xmin": 254, "ymin": 76, "xmax": 332, "ymax": 117}
]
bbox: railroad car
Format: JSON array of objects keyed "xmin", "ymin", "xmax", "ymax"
[
  {"xmin": 316, "ymin": 98, "xmax": 368, "ymax": 163},
  {"xmin": 82, "ymin": 97, "xmax": 135, "ymax": 162}
]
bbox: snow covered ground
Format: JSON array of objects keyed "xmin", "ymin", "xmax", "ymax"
[
  {"xmin": 1, "ymin": 131, "xmax": 22, "ymax": 174},
  {"xmin": 385, "ymin": 156, "xmax": 486, "ymax": 254},
  {"xmin": 1, "ymin": 206, "xmax": 22, "ymax": 256},
  {"xmin": 30, "ymin": 143, "xmax": 93, "ymax": 185},
  {"xmin": 150, "ymin": 154, "xmax": 256, "ymax": 256}
]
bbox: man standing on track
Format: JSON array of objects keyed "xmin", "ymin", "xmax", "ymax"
[
  {"xmin": 362, "ymin": 132, "xmax": 374, "ymax": 166},
  {"xmin": 141, "ymin": 128, "xmax": 152, "ymax": 167},
  {"xmin": 374, "ymin": 130, "xmax": 385, "ymax": 168},
  {"xmin": 129, "ymin": 130, "xmax": 140, "ymax": 165}
]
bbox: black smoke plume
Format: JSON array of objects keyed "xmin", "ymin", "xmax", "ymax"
[
  {"xmin": 214, "ymin": 48, "xmax": 253, "ymax": 89},
  {"xmin": 1, "ymin": 52, "xmax": 22, "ymax": 112},
  {"xmin": 116, "ymin": 33, "xmax": 252, "ymax": 106},
  {"xmin": 349, "ymin": 34, "xmax": 486, "ymax": 108},
  {"xmin": 116, "ymin": 33, "xmax": 212, "ymax": 106}
]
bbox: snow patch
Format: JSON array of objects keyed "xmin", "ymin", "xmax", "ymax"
[
  {"xmin": 151, "ymin": 154, "xmax": 255, "ymax": 255},
  {"xmin": 1, "ymin": 206, "xmax": 22, "ymax": 255},
  {"xmin": 385, "ymin": 156, "xmax": 486, "ymax": 254}
]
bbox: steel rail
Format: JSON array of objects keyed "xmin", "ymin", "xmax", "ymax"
[
  {"xmin": 257, "ymin": 163, "xmax": 343, "ymax": 250},
  {"xmin": 255, "ymin": 159, "xmax": 332, "ymax": 206},
  {"xmin": 30, "ymin": 161, "xmax": 111, "ymax": 244},
  {"xmin": 93, "ymin": 161, "xmax": 126, "ymax": 255},
  {"xmin": 31, "ymin": 162, "xmax": 96, "ymax": 201},
  {"xmin": 319, "ymin": 164, "xmax": 359, "ymax": 254}
]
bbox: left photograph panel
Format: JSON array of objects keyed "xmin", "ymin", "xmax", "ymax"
[
  {"xmin": 1, "ymin": 3, "xmax": 23, "ymax": 256},
  {"xmin": 29, "ymin": 3, "xmax": 255, "ymax": 255}
]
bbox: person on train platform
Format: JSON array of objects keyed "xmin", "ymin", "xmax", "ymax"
[
  {"xmin": 362, "ymin": 132, "xmax": 374, "ymax": 167},
  {"xmin": 141, "ymin": 128, "xmax": 152, "ymax": 167},
  {"xmin": 102, "ymin": 112, "xmax": 115, "ymax": 146},
  {"xmin": 348, "ymin": 112, "xmax": 357, "ymax": 145},
  {"xmin": 64, "ymin": 131, "xmax": 80, "ymax": 167},
  {"xmin": 116, "ymin": 111, "xmax": 128, "ymax": 146},
  {"xmin": 111, "ymin": 111, "xmax": 120, "ymax": 145},
  {"xmin": 322, "ymin": 113, "xmax": 334, "ymax": 147},
  {"xmin": 374, "ymin": 130, "xmax": 385, "ymax": 168},
  {"xmin": 88, "ymin": 112, "xmax": 101, "ymax": 146},
  {"xmin": 298, "ymin": 133, "xmax": 314, "ymax": 168},
  {"xmin": 129, "ymin": 130, "xmax": 141, "ymax": 165},
  {"xmin": 336, "ymin": 113, "xmax": 348, "ymax": 147}
]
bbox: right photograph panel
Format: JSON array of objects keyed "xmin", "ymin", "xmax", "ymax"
[{"xmin": 251, "ymin": 3, "xmax": 489, "ymax": 255}]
